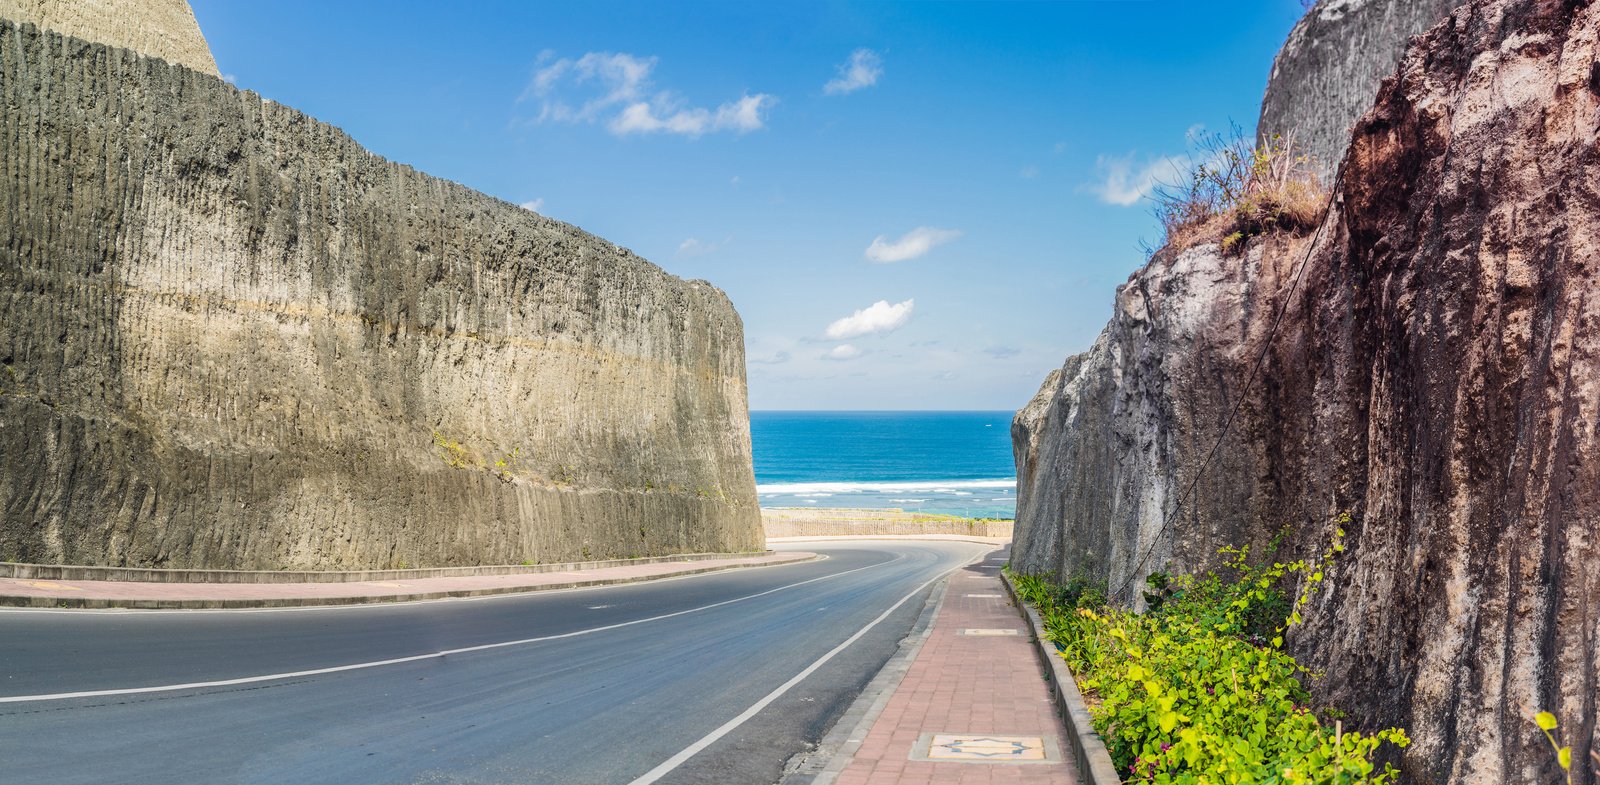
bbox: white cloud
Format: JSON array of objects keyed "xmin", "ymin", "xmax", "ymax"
[
  {"xmin": 522, "ymin": 51, "xmax": 774, "ymax": 138},
  {"xmin": 864, "ymin": 227, "xmax": 963, "ymax": 263},
  {"xmin": 519, "ymin": 198, "xmax": 545, "ymax": 213},
  {"xmin": 826, "ymin": 344, "xmax": 862, "ymax": 360},
  {"xmin": 523, "ymin": 52, "xmax": 654, "ymax": 122},
  {"xmin": 824, "ymin": 49, "xmax": 883, "ymax": 95},
  {"xmin": 1019, "ymin": 165, "xmax": 1040, "ymax": 179},
  {"xmin": 1091, "ymin": 154, "xmax": 1188, "ymax": 207},
  {"xmin": 825, "ymin": 299, "xmax": 914, "ymax": 339},
  {"xmin": 222, "ymin": 73, "xmax": 238, "ymax": 85},
  {"xmin": 750, "ymin": 349, "xmax": 792, "ymax": 365},
  {"xmin": 676, "ymin": 236, "xmax": 730, "ymax": 257},
  {"xmin": 610, "ymin": 93, "xmax": 775, "ymax": 137}
]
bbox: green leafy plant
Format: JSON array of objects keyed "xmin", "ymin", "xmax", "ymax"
[
  {"xmin": 1534, "ymin": 711, "xmax": 1576, "ymax": 785},
  {"xmin": 492, "ymin": 447, "xmax": 521, "ymax": 482},
  {"xmin": 431, "ymin": 431, "xmax": 473, "ymax": 470},
  {"xmin": 1010, "ymin": 516, "xmax": 1409, "ymax": 783}
]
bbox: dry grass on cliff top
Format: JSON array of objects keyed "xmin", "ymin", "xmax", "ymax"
[{"xmin": 1152, "ymin": 130, "xmax": 1328, "ymax": 257}]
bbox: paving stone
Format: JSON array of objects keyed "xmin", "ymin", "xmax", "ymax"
[{"xmin": 831, "ymin": 551, "xmax": 1077, "ymax": 784}]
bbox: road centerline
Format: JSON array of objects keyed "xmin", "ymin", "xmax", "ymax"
[{"xmin": 0, "ymin": 551, "xmax": 907, "ymax": 704}]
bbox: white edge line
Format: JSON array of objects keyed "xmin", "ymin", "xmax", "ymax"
[
  {"xmin": 0, "ymin": 552, "xmax": 893, "ymax": 703},
  {"xmin": 624, "ymin": 543, "xmax": 991, "ymax": 785},
  {"xmin": 0, "ymin": 552, "xmax": 830, "ymax": 616}
]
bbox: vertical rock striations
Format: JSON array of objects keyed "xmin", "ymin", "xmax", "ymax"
[
  {"xmin": 1017, "ymin": 1, "xmax": 1598, "ymax": 781},
  {"xmin": 1257, "ymin": 0, "xmax": 1457, "ymax": 182},
  {"xmin": 1011, "ymin": 240, "xmax": 1304, "ymax": 599},
  {"xmin": 0, "ymin": 19, "xmax": 762, "ymax": 570},
  {"xmin": 0, "ymin": 0, "xmax": 218, "ymax": 75}
]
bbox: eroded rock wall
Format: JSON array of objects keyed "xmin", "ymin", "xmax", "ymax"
[
  {"xmin": 0, "ymin": 0, "xmax": 218, "ymax": 74},
  {"xmin": 1017, "ymin": 1, "xmax": 1598, "ymax": 781},
  {"xmin": 1258, "ymin": 0, "xmax": 1457, "ymax": 182},
  {"xmin": 1011, "ymin": 240, "xmax": 1303, "ymax": 596},
  {"xmin": 0, "ymin": 20, "xmax": 762, "ymax": 570}
]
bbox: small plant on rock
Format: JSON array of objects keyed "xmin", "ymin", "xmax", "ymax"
[
  {"xmin": 1532, "ymin": 711, "xmax": 1592, "ymax": 785},
  {"xmin": 431, "ymin": 430, "xmax": 474, "ymax": 470},
  {"xmin": 1152, "ymin": 128, "xmax": 1327, "ymax": 256}
]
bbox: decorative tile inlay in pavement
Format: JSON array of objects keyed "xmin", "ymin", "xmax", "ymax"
[
  {"xmin": 910, "ymin": 733, "xmax": 1061, "ymax": 763},
  {"xmin": 958, "ymin": 628, "xmax": 1020, "ymax": 636}
]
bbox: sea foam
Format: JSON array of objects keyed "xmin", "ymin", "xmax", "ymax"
[{"xmin": 757, "ymin": 478, "xmax": 1016, "ymax": 495}]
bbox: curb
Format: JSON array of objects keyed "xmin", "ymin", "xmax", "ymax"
[
  {"xmin": 0, "ymin": 554, "xmax": 821, "ymax": 610},
  {"xmin": 765, "ymin": 535, "xmax": 1011, "ymax": 546},
  {"xmin": 777, "ymin": 556, "xmax": 965, "ymax": 784},
  {"xmin": 0, "ymin": 550, "xmax": 779, "ymax": 584},
  {"xmin": 1002, "ymin": 571, "xmax": 1123, "ymax": 785}
]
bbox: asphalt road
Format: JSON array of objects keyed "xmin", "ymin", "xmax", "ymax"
[{"xmin": 0, "ymin": 540, "xmax": 993, "ymax": 785}]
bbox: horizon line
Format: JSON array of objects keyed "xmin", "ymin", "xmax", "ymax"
[{"xmin": 749, "ymin": 408, "xmax": 1017, "ymax": 413}]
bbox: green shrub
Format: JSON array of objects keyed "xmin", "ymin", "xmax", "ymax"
[{"xmin": 1010, "ymin": 516, "xmax": 1409, "ymax": 784}]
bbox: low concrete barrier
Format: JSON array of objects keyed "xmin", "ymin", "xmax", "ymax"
[
  {"xmin": 1002, "ymin": 571, "xmax": 1123, "ymax": 785},
  {"xmin": 0, "ymin": 551, "xmax": 774, "ymax": 584},
  {"xmin": 763, "ymin": 508, "xmax": 1012, "ymax": 539}
]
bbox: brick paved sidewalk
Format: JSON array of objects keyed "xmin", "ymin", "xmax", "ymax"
[
  {"xmin": 834, "ymin": 551, "xmax": 1078, "ymax": 784},
  {"xmin": 0, "ymin": 551, "xmax": 815, "ymax": 609}
]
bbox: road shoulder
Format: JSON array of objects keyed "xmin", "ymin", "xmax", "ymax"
[{"xmin": 780, "ymin": 545, "xmax": 1081, "ymax": 785}]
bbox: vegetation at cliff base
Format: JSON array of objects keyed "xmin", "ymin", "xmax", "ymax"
[{"xmin": 1010, "ymin": 520, "xmax": 1409, "ymax": 784}]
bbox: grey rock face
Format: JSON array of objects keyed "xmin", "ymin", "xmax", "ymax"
[
  {"xmin": 1257, "ymin": 0, "xmax": 1457, "ymax": 182},
  {"xmin": 1011, "ymin": 241, "xmax": 1296, "ymax": 600},
  {"xmin": 0, "ymin": 20, "xmax": 762, "ymax": 569},
  {"xmin": 1016, "ymin": 1, "xmax": 1600, "ymax": 781},
  {"xmin": 0, "ymin": 0, "xmax": 218, "ymax": 75}
]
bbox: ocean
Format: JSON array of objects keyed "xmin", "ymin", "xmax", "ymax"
[{"xmin": 750, "ymin": 411, "xmax": 1018, "ymax": 519}]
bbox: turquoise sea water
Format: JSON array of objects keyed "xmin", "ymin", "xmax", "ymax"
[{"xmin": 750, "ymin": 411, "xmax": 1017, "ymax": 519}]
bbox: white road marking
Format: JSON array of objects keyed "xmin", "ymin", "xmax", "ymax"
[
  {"xmin": 0, "ymin": 554, "xmax": 894, "ymax": 704},
  {"xmin": 624, "ymin": 545, "xmax": 988, "ymax": 785}
]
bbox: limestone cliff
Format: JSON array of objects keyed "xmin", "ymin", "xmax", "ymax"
[
  {"xmin": 1016, "ymin": 1, "xmax": 1598, "ymax": 781},
  {"xmin": 1012, "ymin": 240, "xmax": 1300, "ymax": 594},
  {"xmin": 0, "ymin": 0, "xmax": 218, "ymax": 75},
  {"xmin": 0, "ymin": 19, "xmax": 762, "ymax": 570},
  {"xmin": 1257, "ymin": 0, "xmax": 1457, "ymax": 182}
]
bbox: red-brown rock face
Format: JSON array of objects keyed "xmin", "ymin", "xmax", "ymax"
[{"xmin": 1014, "ymin": 2, "xmax": 1599, "ymax": 781}]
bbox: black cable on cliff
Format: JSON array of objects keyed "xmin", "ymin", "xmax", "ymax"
[{"xmin": 1109, "ymin": 156, "xmax": 1347, "ymax": 604}]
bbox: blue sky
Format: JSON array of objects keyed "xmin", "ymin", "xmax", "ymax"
[{"xmin": 189, "ymin": 0, "xmax": 1308, "ymax": 411}]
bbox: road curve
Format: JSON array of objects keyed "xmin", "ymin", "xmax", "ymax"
[{"xmin": 0, "ymin": 540, "xmax": 994, "ymax": 785}]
